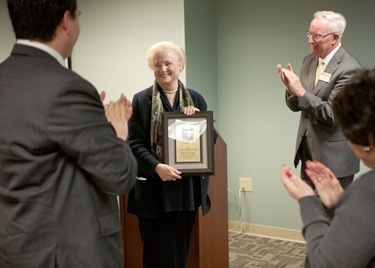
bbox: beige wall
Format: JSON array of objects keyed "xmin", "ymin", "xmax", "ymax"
[{"xmin": 0, "ymin": 0, "xmax": 185, "ymax": 103}]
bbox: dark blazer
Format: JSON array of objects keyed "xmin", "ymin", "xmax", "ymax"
[
  {"xmin": 127, "ymin": 86, "xmax": 211, "ymax": 218},
  {"xmin": 286, "ymin": 46, "xmax": 361, "ymax": 177},
  {"xmin": 0, "ymin": 44, "xmax": 137, "ymax": 268}
]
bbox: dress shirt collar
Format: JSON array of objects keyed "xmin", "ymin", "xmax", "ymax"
[{"xmin": 16, "ymin": 39, "xmax": 66, "ymax": 67}]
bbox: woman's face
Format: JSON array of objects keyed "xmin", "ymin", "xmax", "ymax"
[
  {"xmin": 348, "ymin": 136, "xmax": 375, "ymax": 169},
  {"xmin": 152, "ymin": 49, "xmax": 182, "ymax": 89}
]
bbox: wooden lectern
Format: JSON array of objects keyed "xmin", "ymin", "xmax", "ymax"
[{"xmin": 119, "ymin": 134, "xmax": 228, "ymax": 268}]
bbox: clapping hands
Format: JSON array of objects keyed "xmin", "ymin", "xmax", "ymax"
[
  {"xmin": 100, "ymin": 91, "xmax": 132, "ymax": 141},
  {"xmin": 281, "ymin": 160, "xmax": 343, "ymax": 209},
  {"xmin": 276, "ymin": 63, "xmax": 306, "ymax": 97},
  {"xmin": 305, "ymin": 160, "xmax": 343, "ymax": 208}
]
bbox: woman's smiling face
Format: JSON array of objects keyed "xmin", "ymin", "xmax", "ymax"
[{"xmin": 152, "ymin": 49, "xmax": 182, "ymax": 89}]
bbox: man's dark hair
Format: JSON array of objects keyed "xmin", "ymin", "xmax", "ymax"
[
  {"xmin": 333, "ymin": 68, "xmax": 375, "ymax": 146},
  {"xmin": 7, "ymin": 0, "xmax": 77, "ymax": 42}
]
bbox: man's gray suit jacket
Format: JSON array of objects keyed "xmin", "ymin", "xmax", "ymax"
[
  {"xmin": 286, "ymin": 46, "xmax": 361, "ymax": 178},
  {"xmin": 0, "ymin": 44, "xmax": 137, "ymax": 267}
]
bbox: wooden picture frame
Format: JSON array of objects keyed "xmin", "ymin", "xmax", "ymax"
[{"xmin": 162, "ymin": 111, "xmax": 215, "ymax": 175}]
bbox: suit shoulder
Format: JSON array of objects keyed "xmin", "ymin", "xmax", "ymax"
[
  {"xmin": 57, "ymin": 70, "xmax": 97, "ymax": 96},
  {"xmin": 187, "ymin": 88, "xmax": 207, "ymax": 110},
  {"xmin": 188, "ymin": 88, "xmax": 204, "ymax": 99},
  {"xmin": 133, "ymin": 86, "xmax": 153, "ymax": 99},
  {"xmin": 336, "ymin": 46, "xmax": 361, "ymax": 67}
]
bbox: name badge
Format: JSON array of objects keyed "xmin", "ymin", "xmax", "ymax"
[{"xmin": 319, "ymin": 72, "xmax": 331, "ymax": 83}]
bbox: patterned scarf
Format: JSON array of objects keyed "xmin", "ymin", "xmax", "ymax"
[{"xmin": 150, "ymin": 80, "xmax": 194, "ymax": 161}]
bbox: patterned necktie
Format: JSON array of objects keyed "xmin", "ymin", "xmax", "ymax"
[{"xmin": 315, "ymin": 59, "xmax": 325, "ymax": 85}]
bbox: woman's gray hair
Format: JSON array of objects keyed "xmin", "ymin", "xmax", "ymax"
[
  {"xmin": 314, "ymin": 11, "xmax": 346, "ymax": 39},
  {"xmin": 147, "ymin": 41, "xmax": 186, "ymax": 70}
]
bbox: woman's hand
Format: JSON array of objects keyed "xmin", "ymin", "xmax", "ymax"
[
  {"xmin": 305, "ymin": 160, "xmax": 343, "ymax": 208},
  {"xmin": 280, "ymin": 165, "xmax": 315, "ymax": 200},
  {"xmin": 183, "ymin": 106, "xmax": 200, "ymax": 116},
  {"xmin": 155, "ymin": 163, "xmax": 182, "ymax": 182}
]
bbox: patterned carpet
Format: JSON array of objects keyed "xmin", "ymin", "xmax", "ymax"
[{"xmin": 229, "ymin": 232, "xmax": 306, "ymax": 268}]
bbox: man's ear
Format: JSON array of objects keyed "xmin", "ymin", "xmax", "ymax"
[
  {"xmin": 60, "ymin": 10, "xmax": 72, "ymax": 32},
  {"xmin": 333, "ymin": 33, "xmax": 340, "ymax": 42}
]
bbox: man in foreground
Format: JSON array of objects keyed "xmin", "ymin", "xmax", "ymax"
[{"xmin": 0, "ymin": 1, "xmax": 137, "ymax": 267}]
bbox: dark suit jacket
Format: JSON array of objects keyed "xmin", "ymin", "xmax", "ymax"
[
  {"xmin": 286, "ymin": 46, "xmax": 361, "ymax": 177},
  {"xmin": 126, "ymin": 86, "xmax": 211, "ymax": 219},
  {"xmin": 0, "ymin": 44, "xmax": 137, "ymax": 268}
]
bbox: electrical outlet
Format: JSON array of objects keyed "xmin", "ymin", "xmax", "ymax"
[{"xmin": 240, "ymin": 177, "xmax": 252, "ymax": 192}]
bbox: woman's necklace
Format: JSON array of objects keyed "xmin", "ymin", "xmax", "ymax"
[{"xmin": 163, "ymin": 88, "xmax": 178, "ymax": 94}]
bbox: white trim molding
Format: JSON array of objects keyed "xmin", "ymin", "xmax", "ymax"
[{"xmin": 229, "ymin": 221, "xmax": 305, "ymax": 243}]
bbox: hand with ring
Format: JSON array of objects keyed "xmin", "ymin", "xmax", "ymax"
[{"xmin": 305, "ymin": 160, "xmax": 344, "ymax": 208}]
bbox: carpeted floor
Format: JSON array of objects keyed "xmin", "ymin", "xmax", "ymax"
[{"xmin": 229, "ymin": 232, "xmax": 306, "ymax": 268}]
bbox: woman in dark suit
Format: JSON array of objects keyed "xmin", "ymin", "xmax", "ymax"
[{"xmin": 127, "ymin": 41, "xmax": 212, "ymax": 268}]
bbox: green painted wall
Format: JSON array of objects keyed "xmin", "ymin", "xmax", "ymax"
[{"xmin": 186, "ymin": 0, "xmax": 375, "ymax": 229}]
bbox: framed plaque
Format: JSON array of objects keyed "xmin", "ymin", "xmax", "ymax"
[{"xmin": 162, "ymin": 111, "xmax": 215, "ymax": 175}]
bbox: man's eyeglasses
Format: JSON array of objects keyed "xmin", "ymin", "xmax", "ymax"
[{"xmin": 306, "ymin": 32, "xmax": 335, "ymax": 41}]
